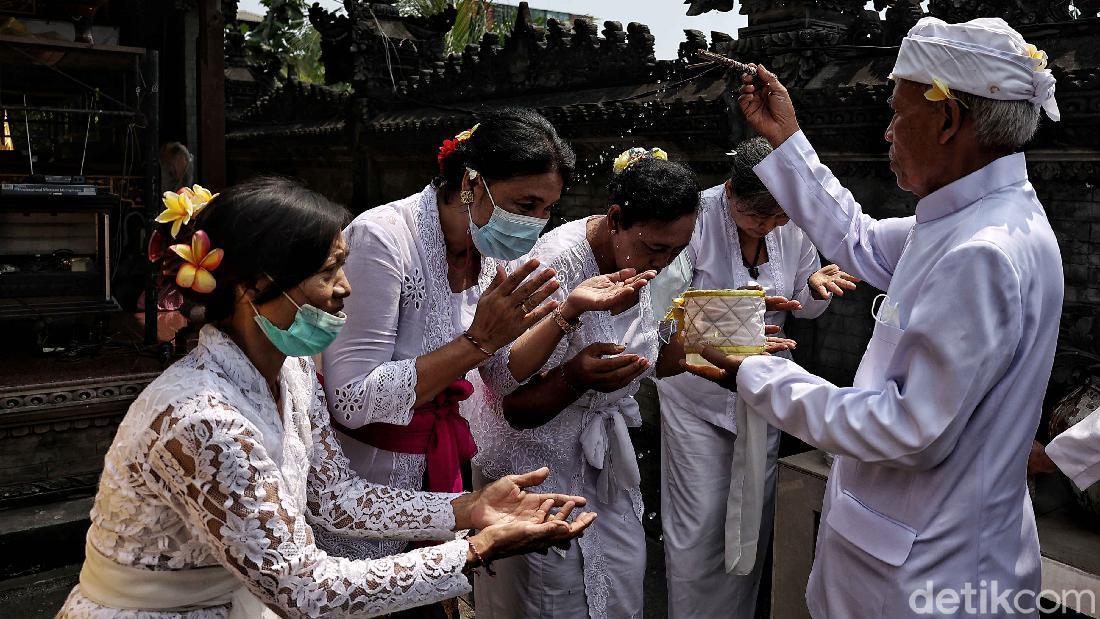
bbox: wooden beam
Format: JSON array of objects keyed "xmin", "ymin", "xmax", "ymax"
[{"xmin": 197, "ymin": 0, "xmax": 226, "ymax": 189}]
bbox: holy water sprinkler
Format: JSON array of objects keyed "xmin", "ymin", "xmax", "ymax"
[{"xmin": 687, "ymin": 50, "xmax": 759, "ymax": 77}]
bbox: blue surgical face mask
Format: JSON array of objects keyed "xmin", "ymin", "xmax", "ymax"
[
  {"xmin": 251, "ymin": 289, "xmax": 346, "ymax": 357},
  {"xmin": 467, "ymin": 172, "xmax": 547, "ymax": 261}
]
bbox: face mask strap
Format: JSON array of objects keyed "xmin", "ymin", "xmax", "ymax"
[
  {"xmin": 479, "ymin": 174, "xmax": 500, "ymax": 211},
  {"xmin": 260, "ymin": 271, "xmax": 303, "ymax": 311}
]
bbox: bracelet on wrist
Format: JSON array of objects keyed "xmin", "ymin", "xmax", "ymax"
[
  {"xmin": 468, "ymin": 540, "xmax": 496, "ymax": 576},
  {"xmin": 559, "ymin": 366, "xmax": 585, "ymax": 398},
  {"xmin": 551, "ymin": 307, "xmax": 582, "ymax": 335},
  {"xmin": 462, "ymin": 331, "xmax": 493, "ymax": 358}
]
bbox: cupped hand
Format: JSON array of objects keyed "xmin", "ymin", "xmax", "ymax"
[
  {"xmin": 563, "ymin": 269, "xmax": 656, "ymax": 319},
  {"xmin": 468, "ymin": 260, "xmax": 560, "ymax": 352},
  {"xmin": 680, "ymin": 345, "xmax": 755, "ymax": 391},
  {"xmin": 469, "ymin": 499, "xmax": 597, "ymax": 563},
  {"xmin": 737, "ymin": 64, "xmax": 801, "ymax": 149},
  {"xmin": 765, "ymin": 295, "xmax": 803, "ymax": 313},
  {"xmin": 765, "ymin": 334, "xmax": 797, "ymax": 354},
  {"xmin": 563, "ymin": 342, "xmax": 649, "ymax": 393},
  {"xmin": 453, "ymin": 467, "xmax": 588, "ymax": 530},
  {"xmin": 739, "ymin": 284, "xmax": 802, "ymax": 314},
  {"xmin": 809, "ymin": 264, "xmax": 860, "ymax": 300}
]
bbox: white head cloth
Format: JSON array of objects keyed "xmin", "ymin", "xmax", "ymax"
[{"xmin": 890, "ymin": 17, "xmax": 1060, "ymax": 121}]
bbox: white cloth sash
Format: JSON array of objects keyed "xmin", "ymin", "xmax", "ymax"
[
  {"xmin": 580, "ymin": 402, "xmax": 642, "ymax": 505},
  {"xmin": 723, "ymin": 395, "xmax": 770, "ymax": 575},
  {"xmin": 78, "ymin": 541, "xmax": 278, "ymax": 618}
]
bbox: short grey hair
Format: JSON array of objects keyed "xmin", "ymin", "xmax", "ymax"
[{"xmin": 953, "ymin": 91, "xmax": 1040, "ymax": 151}]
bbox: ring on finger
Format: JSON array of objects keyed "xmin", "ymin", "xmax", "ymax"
[{"xmin": 521, "ymin": 300, "xmax": 534, "ymax": 313}]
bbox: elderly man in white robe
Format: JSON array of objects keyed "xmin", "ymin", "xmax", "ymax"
[{"xmin": 684, "ymin": 17, "xmax": 1065, "ymax": 618}]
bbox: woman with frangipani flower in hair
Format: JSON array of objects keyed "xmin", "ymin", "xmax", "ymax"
[
  {"xmin": 59, "ymin": 177, "xmax": 600, "ymax": 618},
  {"xmin": 317, "ymin": 108, "xmax": 654, "ymax": 568}
]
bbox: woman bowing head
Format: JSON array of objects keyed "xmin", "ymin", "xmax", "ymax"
[{"xmin": 471, "ymin": 148, "xmax": 700, "ymax": 619}]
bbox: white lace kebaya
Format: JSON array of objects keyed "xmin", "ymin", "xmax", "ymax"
[
  {"xmin": 472, "ymin": 218, "xmax": 658, "ymax": 619},
  {"xmin": 58, "ymin": 325, "xmax": 471, "ymax": 619},
  {"xmin": 319, "ymin": 184, "xmax": 495, "ymax": 560}
]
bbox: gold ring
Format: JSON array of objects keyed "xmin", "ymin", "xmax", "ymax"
[{"xmin": 521, "ymin": 301, "xmax": 534, "ymax": 313}]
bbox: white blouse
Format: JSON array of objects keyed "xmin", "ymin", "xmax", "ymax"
[
  {"xmin": 58, "ymin": 325, "xmax": 471, "ymax": 619},
  {"xmin": 319, "ymin": 184, "xmax": 495, "ymax": 558},
  {"xmin": 471, "ymin": 218, "xmax": 659, "ymax": 616},
  {"xmin": 654, "ymin": 184, "xmax": 830, "ymax": 433}
]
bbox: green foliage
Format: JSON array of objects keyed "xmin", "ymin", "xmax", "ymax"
[
  {"xmin": 231, "ymin": 0, "xmax": 330, "ymax": 85},
  {"xmin": 398, "ymin": 0, "xmax": 517, "ymax": 54}
]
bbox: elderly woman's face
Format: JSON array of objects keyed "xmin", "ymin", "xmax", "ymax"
[
  {"xmin": 610, "ymin": 209, "xmax": 697, "ymax": 274},
  {"xmin": 885, "ymin": 80, "xmax": 945, "ymax": 197},
  {"xmin": 287, "ymin": 234, "xmax": 352, "ymax": 317},
  {"xmin": 726, "ymin": 186, "xmax": 789, "ymax": 240}
]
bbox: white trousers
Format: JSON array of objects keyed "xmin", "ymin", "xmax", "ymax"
[{"xmin": 660, "ymin": 405, "xmax": 780, "ymax": 619}]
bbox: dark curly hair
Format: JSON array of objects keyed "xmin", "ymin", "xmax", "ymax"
[
  {"xmin": 608, "ymin": 157, "xmax": 700, "ymax": 229},
  {"xmin": 435, "ymin": 107, "xmax": 576, "ymax": 188},
  {"xmin": 727, "ymin": 137, "xmax": 783, "ymax": 217},
  {"xmin": 182, "ymin": 176, "xmax": 350, "ymax": 323}
]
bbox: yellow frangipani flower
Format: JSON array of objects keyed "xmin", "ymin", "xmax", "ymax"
[
  {"xmin": 156, "ymin": 190, "xmax": 195, "ymax": 237},
  {"xmin": 924, "ymin": 78, "xmax": 968, "ymax": 108},
  {"xmin": 186, "ymin": 184, "xmax": 219, "ymax": 215},
  {"xmin": 454, "ymin": 123, "xmax": 480, "ymax": 142},
  {"xmin": 171, "ymin": 230, "xmax": 224, "ymax": 294},
  {"xmin": 613, "ymin": 147, "xmax": 670, "ymax": 175},
  {"xmin": 1024, "ymin": 43, "xmax": 1048, "ymax": 72},
  {"xmin": 613, "ymin": 150, "xmax": 635, "ymax": 174}
]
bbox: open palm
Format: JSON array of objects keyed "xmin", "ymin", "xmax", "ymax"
[
  {"xmin": 567, "ymin": 268, "xmax": 656, "ymax": 314},
  {"xmin": 466, "ymin": 467, "xmax": 587, "ymax": 529}
]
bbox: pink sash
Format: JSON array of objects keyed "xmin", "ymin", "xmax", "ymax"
[{"xmin": 335, "ymin": 379, "xmax": 477, "ymax": 493}]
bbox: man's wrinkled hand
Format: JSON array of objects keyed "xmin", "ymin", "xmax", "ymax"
[{"xmin": 680, "ymin": 346, "xmax": 754, "ymax": 391}]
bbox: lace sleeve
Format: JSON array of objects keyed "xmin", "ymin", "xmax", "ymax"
[
  {"xmin": 323, "ymin": 215, "xmax": 420, "ymax": 429},
  {"xmin": 146, "ymin": 400, "xmax": 471, "ymax": 618},
  {"xmin": 326, "ymin": 359, "xmax": 418, "ymax": 428},
  {"xmin": 307, "ymin": 381, "xmax": 462, "ymax": 540},
  {"xmin": 479, "ymin": 347, "xmax": 523, "ymax": 397}
]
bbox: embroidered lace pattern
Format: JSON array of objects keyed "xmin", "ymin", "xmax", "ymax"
[
  {"xmin": 321, "ymin": 185, "xmax": 496, "ymax": 557},
  {"xmin": 329, "ymin": 357, "xmax": 418, "ymax": 427},
  {"xmin": 58, "ymin": 326, "xmax": 470, "ymax": 618},
  {"xmin": 402, "ymin": 267, "xmax": 427, "ymax": 311},
  {"xmin": 471, "ymin": 221, "xmax": 658, "ymax": 619}
]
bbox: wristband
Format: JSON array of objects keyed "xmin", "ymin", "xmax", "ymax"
[
  {"xmin": 468, "ymin": 540, "xmax": 496, "ymax": 576},
  {"xmin": 462, "ymin": 331, "xmax": 493, "ymax": 358},
  {"xmin": 551, "ymin": 307, "xmax": 582, "ymax": 334}
]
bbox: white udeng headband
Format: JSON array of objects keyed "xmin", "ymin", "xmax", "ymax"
[{"xmin": 889, "ymin": 17, "xmax": 1060, "ymax": 121}]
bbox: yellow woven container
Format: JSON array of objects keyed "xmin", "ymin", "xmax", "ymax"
[{"xmin": 675, "ymin": 289, "xmax": 766, "ymax": 367}]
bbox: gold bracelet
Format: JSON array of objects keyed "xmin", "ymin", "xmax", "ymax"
[
  {"xmin": 551, "ymin": 307, "xmax": 581, "ymax": 334},
  {"xmin": 462, "ymin": 331, "xmax": 493, "ymax": 357}
]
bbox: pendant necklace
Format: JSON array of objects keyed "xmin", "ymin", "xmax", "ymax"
[{"xmin": 743, "ymin": 237, "xmax": 765, "ymax": 280}]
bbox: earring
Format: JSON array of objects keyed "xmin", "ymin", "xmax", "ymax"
[{"xmin": 460, "ymin": 190, "xmax": 475, "ymax": 205}]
